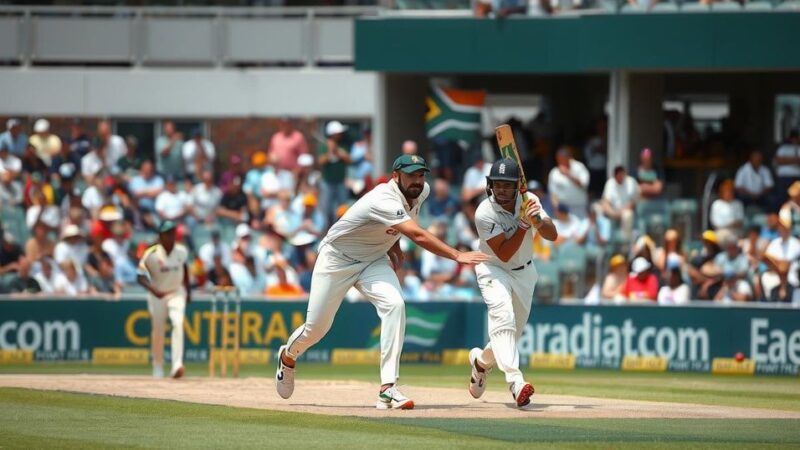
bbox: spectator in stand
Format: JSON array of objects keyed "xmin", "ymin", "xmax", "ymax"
[
  {"xmin": 318, "ymin": 121, "xmax": 351, "ymax": 227},
  {"xmin": 26, "ymin": 187, "xmax": 60, "ymax": 232},
  {"xmin": 265, "ymin": 263, "xmax": 306, "ymax": 298},
  {"xmin": 198, "ymin": 229, "xmax": 232, "ymax": 270},
  {"xmin": 781, "ymin": 181, "xmax": 800, "ymax": 226},
  {"xmin": 552, "ymin": 204, "xmax": 588, "ymax": 246},
  {"xmin": 128, "ymin": 160, "xmax": 164, "ymax": 230},
  {"xmin": 402, "ymin": 140, "xmax": 418, "ymax": 156},
  {"xmin": 96, "ymin": 120, "xmax": 127, "ymax": 173},
  {"xmin": 601, "ymin": 254, "xmax": 628, "ymax": 301},
  {"xmin": 774, "ymin": 129, "xmax": 800, "ymax": 206},
  {"xmin": 54, "ymin": 224, "xmax": 89, "ymax": 270},
  {"xmin": 548, "ymin": 146, "xmax": 590, "ymax": 218},
  {"xmin": 88, "ymin": 253, "xmax": 122, "ymax": 295},
  {"xmin": 687, "ymin": 230, "xmax": 721, "ymax": 298},
  {"xmin": 53, "ymin": 259, "xmax": 89, "ymax": 295},
  {"xmin": 735, "ymin": 149, "xmax": 774, "ymax": 210},
  {"xmin": 714, "ymin": 268, "xmax": 753, "ymax": 303},
  {"xmin": 29, "ymin": 119, "xmax": 61, "ymax": 166},
  {"xmin": 619, "ymin": 257, "xmax": 659, "ymax": 302},
  {"xmin": 294, "ymin": 153, "xmax": 318, "ymax": 194},
  {"xmin": 657, "ymin": 265, "xmax": 690, "ymax": 305},
  {"xmin": 230, "ymin": 255, "xmax": 266, "ymax": 296},
  {"xmin": 182, "ymin": 127, "xmax": 215, "ymax": 183},
  {"xmin": 205, "ymin": 252, "xmax": 233, "ymax": 290},
  {"xmin": 475, "ymin": 0, "xmax": 527, "ymax": 17},
  {"xmin": 452, "ymin": 197, "xmax": 481, "ymax": 250},
  {"xmin": 291, "ymin": 193, "xmax": 325, "ymax": 245},
  {"xmin": 653, "ymin": 229, "xmax": 686, "ymax": 275},
  {"xmin": 742, "ymin": 225, "xmax": 769, "ymax": 273},
  {"xmin": 348, "ymin": 126, "xmax": 373, "ymax": 184},
  {"xmin": 584, "ymin": 202, "xmax": 611, "ymax": 251},
  {"xmin": 31, "ymin": 257, "xmax": 57, "ymax": 294},
  {"xmin": 117, "ymin": 136, "xmax": 144, "ymax": 181},
  {"xmin": 65, "ymin": 119, "xmax": 91, "ymax": 159},
  {"xmin": 81, "ymin": 177, "xmax": 106, "ymax": 219},
  {"xmin": 52, "ymin": 163, "xmax": 77, "ymax": 208},
  {"xmin": 218, "ymin": 154, "xmax": 245, "ymax": 194},
  {"xmin": 191, "ymin": 170, "xmax": 222, "ymax": 225},
  {"xmin": 0, "ymin": 231, "xmax": 22, "ymax": 275},
  {"xmin": 102, "ymin": 221, "xmax": 137, "ymax": 286},
  {"xmin": 155, "ymin": 176, "xmax": 192, "ymax": 225},
  {"xmin": 3, "ymin": 257, "xmax": 41, "ymax": 294},
  {"xmin": 601, "ymin": 165, "xmax": 639, "ymax": 243},
  {"xmin": 155, "ymin": 121, "xmax": 185, "ymax": 180},
  {"xmin": 427, "ymin": 178, "xmax": 459, "ymax": 220},
  {"xmin": 81, "ymin": 145, "xmax": 109, "ymax": 185},
  {"xmin": 0, "ymin": 119, "xmax": 28, "ymax": 157},
  {"xmin": 216, "ymin": 176, "xmax": 248, "ymax": 226},
  {"xmin": 761, "ymin": 212, "xmax": 799, "ymax": 302},
  {"xmin": 50, "ymin": 142, "xmax": 81, "ymax": 185},
  {"xmin": 583, "ymin": 116, "xmax": 608, "ymax": 197},
  {"xmin": 0, "ymin": 142, "xmax": 22, "ymax": 179},
  {"xmin": 527, "ymin": 180, "xmax": 554, "ymax": 218},
  {"xmin": 703, "ymin": 230, "xmax": 750, "ymax": 300},
  {"xmin": 710, "ymin": 179, "xmax": 744, "ymax": 236},
  {"xmin": 25, "ymin": 222, "xmax": 55, "ymax": 261},
  {"xmin": 0, "ymin": 169, "xmax": 23, "ymax": 208},
  {"xmin": 269, "ymin": 117, "xmax": 309, "ymax": 173},
  {"xmin": 461, "ymin": 155, "xmax": 489, "ymax": 205},
  {"xmin": 420, "ymin": 220, "xmax": 458, "ymax": 298},
  {"xmin": 636, "ymin": 148, "xmax": 663, "ymax": 199},
  {"xmin": 21, "ymin": 142, "xmax": 48, "ymax": 175},
  {"xmin": 243, "ymin": 151, "xmax": 271, "ymax": 219}
]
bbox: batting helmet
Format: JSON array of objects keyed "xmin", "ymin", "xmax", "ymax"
[{"xmin": 485, "ymin": 158, "xmax": 520, "ymax": 199}]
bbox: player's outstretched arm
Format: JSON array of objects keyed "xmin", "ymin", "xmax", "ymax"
[{"xmin": 393, "ymin": 220, "xmax": 489, "ymax": 264}]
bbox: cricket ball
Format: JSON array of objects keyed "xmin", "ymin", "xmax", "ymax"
[{"xmin": 735, "ymin": 352, "xmax": 744, "ymax": 362}]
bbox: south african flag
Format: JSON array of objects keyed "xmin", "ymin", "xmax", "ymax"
[{"xmin": 425, "ymin": 85, "xmax": 486, "ymax": 145}]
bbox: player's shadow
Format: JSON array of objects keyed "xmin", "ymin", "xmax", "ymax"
[
  {"xmin": 291, "ymin": 403, "xmax": 476, "ymax": 410},
  {"xmin": 503, "ymin": 402, "xmax": 595, "ymax": 411}
]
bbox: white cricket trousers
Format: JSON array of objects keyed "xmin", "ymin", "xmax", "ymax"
[
  {"xmin": 474, "ymin": 262, "xmax": 537, "ymax": 385},
  {"xmin": 147, "ymin": 290, "xmax": 186, "ymax": 374},
  {"xmin": 285, "ymin": 244, "xmax": 406, "ymax": 385}
]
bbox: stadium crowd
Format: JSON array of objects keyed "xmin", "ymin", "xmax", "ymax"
[{"xmin": 0, "ymin": 115, "xmax": 798, "ymax": 304}]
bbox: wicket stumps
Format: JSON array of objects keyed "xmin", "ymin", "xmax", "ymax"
[{"xmin": 208, "ymin": 286, "xmax": 241, "ymax": 378}]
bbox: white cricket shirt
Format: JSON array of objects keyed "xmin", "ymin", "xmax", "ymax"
[
  {"xmin": 319, "ymin": 179, "xmax": 429, "ymax": 262},
  {"xmin": 137, "ymin": 243, "xmax": 188, "ymax": 295},
  {"xmin": 475, "ymin": 192, "xmax": 550, "ymax": 270}
]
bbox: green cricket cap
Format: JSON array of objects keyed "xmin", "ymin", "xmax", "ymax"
[
  {"xmin": 158, "ymin": 220, "xmax": 177, "ymax": 233},
  {"xmin": 392, "ymin": 154, "xmax": 430, "ymax": 174}
]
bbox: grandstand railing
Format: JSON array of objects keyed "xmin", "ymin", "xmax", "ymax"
[{"xmin": 0, "ymin": 5, "xmax": 379, "ymax": 68}]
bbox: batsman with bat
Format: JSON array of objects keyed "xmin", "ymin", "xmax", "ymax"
[{"xmin": 468, "ymin": 126, "xmax": 558, "ymax": 407}]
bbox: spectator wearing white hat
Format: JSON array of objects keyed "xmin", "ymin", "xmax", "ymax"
[
  {"xmin": 232, "ymin": 223, "xmax": 253, "ymax": 257},
  {"xmin": 547, "ymin": 146, "xmax": 590, "ymax": 218},
  {"xmin": 0, "ymin": 119, "xmax": 28, "ymax": 157},
  {"xmin": 619, "ymin": 256, "xmax": 659, "ymax": 302},
  {"xmin": 318, "ymin": 121, "xmax": 352, "ymax": 227},
  {"xmin": 54, "ymin": 224, "xmax": 89, "ymax": 269},
  {"xmin": 29, "ymin": 119, "xmax": 62, "ymax": 166}
]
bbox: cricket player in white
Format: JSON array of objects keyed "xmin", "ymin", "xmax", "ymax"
[
  {"xmin": 468, "ymin": 159, "xmax": 558, "ymax": 407},
  {"xmin": 276, "ymin": 155, "xmax": 489, "ymax": 409},
  {"xmin": 137, "ymin": 220, "xmax": 191, "ymax": 379}
]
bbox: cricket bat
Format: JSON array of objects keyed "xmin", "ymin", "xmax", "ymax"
[{"xmin": 495, "ymin": 124, "xmax": 541, "ymax": 225}]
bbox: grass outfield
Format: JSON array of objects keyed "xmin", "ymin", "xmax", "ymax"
[
  {"xmin": 2, "ymin": 363, "xmax": 799, "ymax": 448},
  {"xmin": 2, "ymin": 362, "xmax": 800, "ymax": 412},
  {"xmin": 1, "ymin": 388, "xmax": 799, "ymax": 449}
]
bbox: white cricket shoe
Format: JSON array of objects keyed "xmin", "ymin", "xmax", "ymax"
[
  {"xmin": 275, "ymin": 345, "xmax": 295, "ymax": 399},
  {"xmin": 376, "ymin": 385, "xmax": 415, "ymax": 410},
  {"xmin": 153, "ymin": 365, "xmax": 164, "ymax": 379},
  {"xmin": 510, "ymin": 381, "xmax": 534, "ymax": 407},
  {"xmin": 468, "ymin": 347, "xmax": 490, "ymax": 399},
  {"xmin": 171, "ymin": 366, "xmax": 185, "ymax": 379}
]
